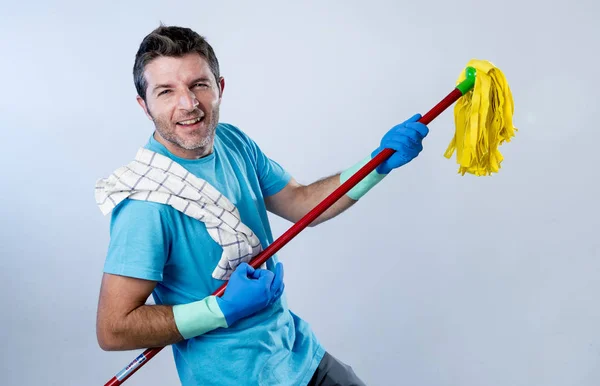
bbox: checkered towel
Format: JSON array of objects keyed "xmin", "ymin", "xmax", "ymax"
[{"xmin": 94, "ymin": 148, "xmax": 264, "ymax": 280}]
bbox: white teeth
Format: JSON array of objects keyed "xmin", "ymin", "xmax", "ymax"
[{"xmin": 178, "ymin": 117, "xmax": 202, "ymax": 125}]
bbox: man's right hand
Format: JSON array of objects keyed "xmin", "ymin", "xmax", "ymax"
[{"xmin": 216, "ymin": 262, "xmax": 285, "ymax": 326}]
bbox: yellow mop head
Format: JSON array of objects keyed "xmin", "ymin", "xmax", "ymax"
[{"xmin": 444, "ymin": 59, "xmax": 517, "ymax": 176}]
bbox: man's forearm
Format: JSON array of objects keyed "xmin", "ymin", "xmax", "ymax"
[
  {"xmin": 98, "ymin": 304, "xmax": 182, "ymax": 351},
  {"xmin": 300, "ymin": 174, "xmax": 357, "ymax": 226}
]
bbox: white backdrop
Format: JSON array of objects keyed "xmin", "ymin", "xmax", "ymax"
[{"xmin": 1, "ymin": 0, "xmax": 599, "ymax": 385}]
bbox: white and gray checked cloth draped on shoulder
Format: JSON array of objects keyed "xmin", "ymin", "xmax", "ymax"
[{"xmin": 94, "ymin": 148, "xmax": 265, "ymax": 280}]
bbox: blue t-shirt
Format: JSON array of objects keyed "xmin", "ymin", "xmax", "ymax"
[{"xmin": 103, "ymin": 123, "xmax": 325, "ymax": 385}]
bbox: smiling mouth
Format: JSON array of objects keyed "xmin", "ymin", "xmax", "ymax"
[{"xmin": 176, "ymin": 116, "xmax": 204, "ymax": 126}]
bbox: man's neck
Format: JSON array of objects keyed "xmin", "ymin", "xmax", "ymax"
[{"xmin": 153, "ymin": 131, "xmax": 214, "ymax": 160}]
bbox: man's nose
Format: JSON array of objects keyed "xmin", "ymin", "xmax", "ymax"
[{"xmin": 178, "ymin": 89, "xmax": 198, "ymax": 111}]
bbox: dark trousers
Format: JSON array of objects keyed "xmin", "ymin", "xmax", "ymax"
[{"xmin": 307, "ymin": 352, "xmax": 366, "ymax": 386}]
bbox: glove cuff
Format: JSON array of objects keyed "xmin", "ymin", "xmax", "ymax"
[
  {"xmin": 340, "ymin": 155, "xmax": 387, "ymax": 200},
  {"xmin": 173, "ymin": 295, "xmax": 228, "ymax": 340},
  {"xmin": 214, "ymin": 296, "xmax": 245, "ymax": 327}
]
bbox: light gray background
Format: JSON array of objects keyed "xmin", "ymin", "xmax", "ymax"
[{"xmin": 1, "ymin": 0, "xmax": 599, "ymax": 385}]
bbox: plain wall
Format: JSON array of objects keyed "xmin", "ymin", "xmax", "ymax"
[{"xmin": 1, "ymin": 0, "xmax": 599, "ymax": 384}]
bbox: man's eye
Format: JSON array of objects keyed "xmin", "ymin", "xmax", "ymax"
[
  {"xmin": 158, "ymin": 90, "xmax": 171, "ymax": 96},
  {"xmin": 195, "ymin": 83, "xmax": 209, "ymax": 88}
]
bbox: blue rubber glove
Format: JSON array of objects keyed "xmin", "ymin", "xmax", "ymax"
[
  {"xmin": 249, "ymin": 262, "xmax": 285, "ymax": 304},
  {"xmin": 371, "ymin": 113, "xmax": 430, "ymax": 174},
  {"xmin": 216, "ymin": 262, "xmax": 285, "ymax": 326}
]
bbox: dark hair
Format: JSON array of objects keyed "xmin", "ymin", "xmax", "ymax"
[{"xmin": 133, "ymin": 25, "xmax": 220, "ymax": 101}]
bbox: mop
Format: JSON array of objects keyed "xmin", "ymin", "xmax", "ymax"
[
  {"xmin": 103, "ymin": 59, "xmax": 516, "ymax": 385},
  {"xmin": 444, "ymin": 59, "xmax": 517, "ymax": 175}
]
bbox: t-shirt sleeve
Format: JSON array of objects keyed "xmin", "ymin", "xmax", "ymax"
[
  {"xmin": 256, "ymin": 153, "xmax": 291, "ymax": 197},
  {"xmin": 240, "ymin": 130, "xmax": 291, "ymax": 197},
  {"xmin": 103, "ymin": 199, "xmax": 172, "ymax": 282}
]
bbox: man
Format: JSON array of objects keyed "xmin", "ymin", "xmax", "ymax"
[{"xmin": 95, "ymin": 25, "xmax": 428, "ymax": 385}]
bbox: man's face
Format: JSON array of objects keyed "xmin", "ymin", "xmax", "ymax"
[{"xmin": 137, "ymin": 53, "xmax": 224, "ymax": 156}]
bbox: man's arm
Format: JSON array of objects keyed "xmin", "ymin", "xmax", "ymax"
[
  {"xmin": 96, "ymin": 273, "xmax": 182, "ymax": 351},
  {"xmin": 265, "ymin": 113, "xmax": 430, "ymax": 226},
  {"xmin": 264, "ymin": 175, "xmax": 356, "ymax": 227},
  {"xmin": 96, "ymin": 263, "xmax": 286, "ymax": 351}
]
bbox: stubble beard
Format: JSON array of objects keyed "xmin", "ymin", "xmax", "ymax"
[{"xmin": 151, "ymin": 107, "xmax": 220, "ymax": 151}]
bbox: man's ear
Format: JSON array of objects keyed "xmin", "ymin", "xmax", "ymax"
[
  {"xmin": 136, "ymin": 95, "xmax": 153, "ymax": 120},
  {"xmin": 218, "ymin": 77, "xmax": 225, "ymax": 99}
]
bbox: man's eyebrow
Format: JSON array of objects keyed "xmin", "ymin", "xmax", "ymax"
[{"xmin": 190, "ymin": 77, "xmax": 212, "ymax": 84}]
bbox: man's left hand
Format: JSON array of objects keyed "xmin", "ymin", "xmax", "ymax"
[{"xmin": 371, "ymin": 113, "xmax": 429, "ymax": 174}]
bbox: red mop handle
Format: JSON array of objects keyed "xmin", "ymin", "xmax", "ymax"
[{"xmin": 103, "ymin": 86, "xmax": 463, "ymax": 386}]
